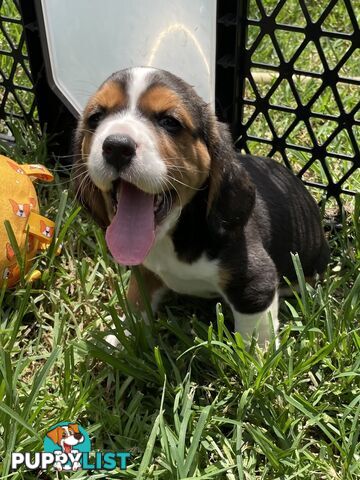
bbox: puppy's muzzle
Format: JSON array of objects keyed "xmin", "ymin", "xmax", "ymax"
[{"xmin": 102, "ymin": 134, "xmax": 136, "ymax": 172}]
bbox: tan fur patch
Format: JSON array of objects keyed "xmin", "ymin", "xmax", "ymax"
[
  {"xmin": 218, "ymin": 268, "xmax": 232, "ymax": 290},
  {"xmin": 157, "ymin": 131, "xmax": 210, "ymax": 208},
  {"xmin": 139, "ymin": 84, "xmax": 211, "ymax": 208},
  {"xmin": 81, "ymin": 132, "xmax": 92, "ymax": 158},
  {"xmin": 86, "ymin": 81, "xmax": 126, "ymax": 113},
  {"xmin": 139, "ymin": 85, "xmax": 195, "ymax": 131},
  {"xmin": 127, "ymin": 266, "xmax": 164, "ymax": 312},
  {"xmin": 79, "ymin": 80, "xmax": 126, "ymax": 162},
  {"xmin": 79, "ymin": 81, "xmax": 126, "ymax": 158}
]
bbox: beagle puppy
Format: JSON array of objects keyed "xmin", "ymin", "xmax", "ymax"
[{"xmin": 73, "ymin": 67, "xmax": 329, "ymax": 345}]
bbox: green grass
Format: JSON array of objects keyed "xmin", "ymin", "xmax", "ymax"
[
  {"xmin": 0, "ymin": 0, "xmax": 360, "ymax": 478},
  {"xmin": 0, "ymin": 121, "xmax": 359, "ymax": 480},
  {"xmin": 0, "ymin": 143, "xmax": 359, "ymax": 479}
]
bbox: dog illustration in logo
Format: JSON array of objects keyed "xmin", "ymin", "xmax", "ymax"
[
  {"xmin": 40, "ymin": 220, "xmax": 54, "ymax": 239},
  {"xmin": 46, "ymin": 424, "xmax": 84, "ymax": 471},
  {"xmin": 9, "ymin": 199, "xmax": 31, "ymax": 218}
]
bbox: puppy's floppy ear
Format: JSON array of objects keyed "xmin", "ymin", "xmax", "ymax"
[
  {"xmin": 68, "ymin": 423, "xmax": 80, "ymax": 434},
  {"xmin": 204, "ymin": 111, "xmax": 255, "ymax": 233},
  {"xmin": 72, "ymin": 124, "xmax": 109, "ymax": 229},
  {"xmin": 46, "ymin": 427, "xmax": 62, "ymax": 446}
]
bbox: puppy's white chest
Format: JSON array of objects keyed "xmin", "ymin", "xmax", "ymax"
[{"xmin": 144, "ymin": 236, "xmax": 220, "ymax": 297}]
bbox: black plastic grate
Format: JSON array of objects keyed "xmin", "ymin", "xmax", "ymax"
[
  {"xmin": 0, "ymin": 0, "xmax": 38, "ymax": 139},
  {"xmin": 216, "ymin": 0, "xmax": 360, "ymax": 207},
  {"xmin": 0, "ymin": 0, "xmax": 359, "ymax": 201}
]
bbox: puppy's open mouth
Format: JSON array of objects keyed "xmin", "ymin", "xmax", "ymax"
[
  {"xmin": 63, "ymin": 443, "xmax": 72, "ymax": 454},
  {"xmin": 110, "ymin": 180, "xmax": 173, "ymax": 224},
  {"xmin": 105, "ymin": 180, "xmax": 175, "ymax": 266}
]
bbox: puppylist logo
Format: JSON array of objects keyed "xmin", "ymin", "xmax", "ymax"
[{"xmin": 11, "ymin": 421, "xmax": 130, "ymax": 472}]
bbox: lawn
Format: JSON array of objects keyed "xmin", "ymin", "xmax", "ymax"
[{"xmin": 0, "ymin": 0, "xmax": 360, "ymax": 479}]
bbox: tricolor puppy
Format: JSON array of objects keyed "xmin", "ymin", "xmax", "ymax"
[{"xmin": 73, "ymin": 67, "xmax": 329, "ymax": 345}]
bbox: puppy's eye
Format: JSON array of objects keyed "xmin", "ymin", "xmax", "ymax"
[
  {"xmin": 87, "ymin": 110, "xmax": 104, "ymax": 130},
  {"xmin": 157, "ymin": 115, "xmax": 182, "ymax": 134}
]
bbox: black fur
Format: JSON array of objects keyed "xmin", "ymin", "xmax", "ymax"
[
  {"xmin": 170, "ymin": 147, "xmax": 330, "ymax": 314},
  {"xmin": 171, "ymin": 116, "xmax": 329, "ymax": 314}
]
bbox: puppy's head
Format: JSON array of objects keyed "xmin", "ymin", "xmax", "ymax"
[
  {"xmin": 73, "ymin": 67, "xmax": 254, "ymax": 265},
  {"xmin": 46, "ymin": 424, "xmax": 84, "ymax": 453}
]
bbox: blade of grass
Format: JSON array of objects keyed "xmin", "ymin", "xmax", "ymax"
[
  {"xmin": 136, "ymin": 378, "xmax": 166, "ymax": 479},
  {"xmin": 184, "ymin": 405, "xmax": 212, "ymax": 476}
]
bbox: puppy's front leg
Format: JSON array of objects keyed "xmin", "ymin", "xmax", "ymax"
[
  {"xmin": 220, "ymin": 249, "xmax": 279, "ymax": 347},
  {"xmin": 106, "ymin": 266, "xmax": 167, "ymax": 347},
  {"xmin": 127, "ymin": 265, "xmax": 167, "ymax": 318},
  {"xmin": 230, "ymin": 292, "xmax": 279, "ymax": 347}
]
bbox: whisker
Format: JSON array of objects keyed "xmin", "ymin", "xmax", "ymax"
[
  {"xmin": 77, "ymin": 173, "xmax": 94, "ymax": 209},
  {"xmin": 165, "ymin": 174, "xmax": 205, "ymax": 192},
  {"xmin": 166, "ymin": 163, "xmax": 208, "ymax": 175},
  {"xmin": 167, "ymin": 164, "xmax": 185, "ymax": 180},
  {"xmin": 163, "ymin": 177, "xmax": 182, "ymax": 222},
  {"xmin": 78, "ymin": 128, "xmax": 97, "ymax": 136},
  {"xmin": 52, "ymin": 153, "xmax": 86, "ymax": 160}
]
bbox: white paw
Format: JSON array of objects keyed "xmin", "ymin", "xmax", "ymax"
[
  {"xmin": 104, "ymin": 334, "xmax": 121, "ymax": 347},
  {"xmin": 104, "ymin": 314, "xmax": 132, "ymax": 348}
]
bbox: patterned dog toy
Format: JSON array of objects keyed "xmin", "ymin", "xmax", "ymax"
[{"xmin": 0, "ymin": 154, "xmax": 55, "ymax": 287}]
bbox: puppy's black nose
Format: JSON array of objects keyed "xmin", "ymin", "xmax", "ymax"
[{"xmin": 102, "ymin": 134, "xmax": 136, "ymax": 170}]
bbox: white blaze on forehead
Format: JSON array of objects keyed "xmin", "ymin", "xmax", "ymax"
[
  {"xmin": 128, "ymin": 67, "xmax": 156, "ymax": 110},
  {"xmin": 86, "ymin": 66, "xmax": 168, "ymax": 194}
]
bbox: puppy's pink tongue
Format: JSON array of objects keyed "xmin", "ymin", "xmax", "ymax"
[{"xmin": 105, "ymin": 181, "xmax": 155, "ymax": 265}]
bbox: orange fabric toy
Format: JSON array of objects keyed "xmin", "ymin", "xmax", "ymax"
[{"xmin": 0, "ymin": 154, "xmax": 55, "ymax": 287}]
